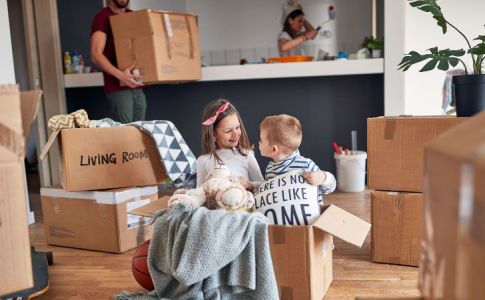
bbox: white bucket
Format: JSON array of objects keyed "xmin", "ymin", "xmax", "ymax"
[{"xmin": 334, "ymin": 151, "xmax": 367, "ymax": 192}]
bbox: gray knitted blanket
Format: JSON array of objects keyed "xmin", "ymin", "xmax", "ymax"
[{"xmin": 114, "ymin": 203, "xmax": 279, "ymax": 300}]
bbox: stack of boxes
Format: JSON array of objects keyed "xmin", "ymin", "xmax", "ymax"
[
  {"xmin": 0, "ymin": 85, "xmax": 42, "ymax": 295},
  {"xmin": 40, "ymin": 125, "xmax": 171, "ymax": 253},
  {"xmin": 367, "ymin": 116, "xmax": 468, "ymax": 267}
]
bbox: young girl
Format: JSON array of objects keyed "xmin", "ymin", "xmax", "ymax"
[{"xmin": 197, "ymin": 99, "xmax": 264, "ymax": 191}]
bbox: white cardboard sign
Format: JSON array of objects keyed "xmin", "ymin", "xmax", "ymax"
[{"xmin": 253, "ymin": 170, "xmax": 320, "ymax": 225}]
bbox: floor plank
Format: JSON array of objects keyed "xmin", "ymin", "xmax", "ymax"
[{"xmin": 25, "ymin": 173, "xmax": 421, "ymax": 299}]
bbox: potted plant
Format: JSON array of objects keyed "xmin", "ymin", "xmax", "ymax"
[
  {"xmin": 368, "ymin": 38, "xmax": 383, "ymax": 58},
  {"xmin": 398, "ymin": 0, "xmax": 485, "ymax": 117},
  {"xmin": 362, "ymin": 36, "xmax": 383, "ymax": 58}
]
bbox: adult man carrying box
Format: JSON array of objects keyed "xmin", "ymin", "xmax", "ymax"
[{"xmin": 91, "ymin": 0, "xmax": 147, "ymax": 124}]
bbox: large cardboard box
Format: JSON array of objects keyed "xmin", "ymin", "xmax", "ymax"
[
  {"xmin": 40, "ymin": 185, "xmax": 159, "ymax": 253},
  {"xmin": 0, "ymin": 85, "xmax": 42, "ymax": 296},
  {"xmin": 371, "ymin": 191, "xmax": 422, "ymax": 267},
  {"xmin": 367, "ymin": 116, "xmax": 468, "ymax": 192},
  {"xmin": 421, "ymin": 110, "xmax": 485, "ymax": 300},
  {"xmin": 42, "ymin": 126, "xmax": 169, "ymax": 192},
  {"xmin": 131, "ymin": 201, "xmax": 371, "ymax": 300},
  {"xmin": 110, "ymin": 9, "xmax": 201, "ymax": 85}
]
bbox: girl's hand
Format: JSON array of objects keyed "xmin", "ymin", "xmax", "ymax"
[
  {"xmin": 238, "ymin": 176, "xmax": 254, "ymax": 191},
  {"xmin": 303, "ymin": 171, "xmax": 326, "ymax": 186}
]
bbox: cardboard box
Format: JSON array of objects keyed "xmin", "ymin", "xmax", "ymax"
[
  {"xmin": 367, "ymin": 116, "xmax": 468, "ymax": 192},
  {"xmin": 131, "ymin": 200, "xmax": 371, "ymax": 300},
  {"xmin": 110, "ymin": 9, "xmax": 201, "ymax": 85},
  {"xmin": 41, "ymin": 126, "xmax": 169, "ymax": 192},
  {"xmin": 0, "ymin": 85, "xmax": 42, "ymax": 296},
  {"xmin": 40, "ymin": 185, "xmax": 159, "ymax": 253},
  {"xmin": 371, "ymin": 191, "xmax": 422, "ymax": 266},
  {"xmin": 421, "ymin": 110, "xmax": 485, "ymax": 300}
]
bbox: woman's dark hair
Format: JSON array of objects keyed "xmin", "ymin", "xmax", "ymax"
[
  {"xmin": 283, "ymin": 9, "xmax": 304, "ymax": 39},
  {"xmin": 201, "ymin": 99, "xmax": 253, "ymax": 164}
]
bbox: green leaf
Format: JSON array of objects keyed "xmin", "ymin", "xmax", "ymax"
[
  {"xmin": 449, "ymin": 57, "xmax": 459, "ymax": 67},
  {"xmin": 408, "ymin": 0, "xmax": 443, "ymax": 16},
  {"xmin": 408, "ymin": 0, "xmax": 447, "ymax": 33},
  {"xmin": 420, "ymin": 59, "xmax": 439, "ymax": 72},
  {"xmin": 398, "ymin": 47, "xmax": 466, "ymax": 72},
  {"xmin": 437, "ymin": 59, "xmax": 449, "ymax": 71},
  {"xmin": 470, "ymin": 44, "xmax": 485, "ymax": 55},
  {"xmin": 433, "ymin": 16, "xmax": 447, "ymax": 34},
  {"xmin": 428, "ymin": 47, "xmax": 438, "ymax": 55},
  {"xmin": 446, "ymin": 49, "xmax": 466, "ymax": 56},
  {"xmin": 474, "ymin": 35, "xmax": 485, "ymax": 42}
]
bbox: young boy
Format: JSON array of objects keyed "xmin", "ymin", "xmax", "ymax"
[{"xmin": 259, "ymin": 114, "xmax": 336, "ymax": 204}]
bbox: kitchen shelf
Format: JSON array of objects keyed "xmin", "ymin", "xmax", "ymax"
[{"xmin": 64, "ymin": 58, "xmax": 384, "ymax": 88}]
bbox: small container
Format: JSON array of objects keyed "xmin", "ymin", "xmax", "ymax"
[
  {"xmin": 84, "ymin": 66, "xmax": 91, "ymax": 73},
  {"xmin": 267, "ymin": 56, "xmax": 314, "ymax": 63},
  {"xmin": 334, "ymin": 151, "xmax": 367, "ymax": 192}
]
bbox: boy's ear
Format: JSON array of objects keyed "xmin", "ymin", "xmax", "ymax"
[{"xmin": 271, "ymin": 145, "xmax": 279, "ymax": 155}]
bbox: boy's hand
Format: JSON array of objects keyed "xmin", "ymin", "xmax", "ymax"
[
  {"xmin": 238, "ymin": 176, "xmax": 254, "ymax": 191},
  {"xmin": 303, "ymin": 171, "xmax": 326, "ymax": 186}
]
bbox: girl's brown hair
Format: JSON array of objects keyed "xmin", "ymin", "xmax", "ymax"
[{"xmin": 201, "ymin": 99, "xmax": 253, "ymax": 164}]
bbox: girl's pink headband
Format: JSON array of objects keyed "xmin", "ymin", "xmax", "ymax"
[{"xmin": 202, "ymin": 102, "xmax": 230, "ymax": 125}]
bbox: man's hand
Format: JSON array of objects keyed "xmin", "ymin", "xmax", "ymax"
[
  {"xmin": 119, "ymin": 64, "xmax": 143, "ymax": 88},
  {"xmin": 238, "ymin": 176, "xmax": 254, "ymax": 191},
  {"xmin": 303, "ymin": 171, "xmax": 326, "ymax": 186}
]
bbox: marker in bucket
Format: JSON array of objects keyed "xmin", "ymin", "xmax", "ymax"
[
  {"xmin": 339, "ymin": 146, "xmax": 343, "ymax": 154},
  {"xmin": 351, "ymin": 130, "xmax": 357, "ymax": 155},
  {"xmin": 333, "ymin": 142, "xmax": 339, "ymax": 154}
]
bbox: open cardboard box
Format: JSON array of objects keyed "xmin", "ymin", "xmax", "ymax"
[
  {"xmin": 40, "ymin": 126, "xmax": 169, "ymax": 192},
  {"xmin": 0, "ymin": 85, "xmax": 42, "ymax": 296},
  {"xmin": 130, "ymin": 197, "xmax": 371, "ymax": 300}
]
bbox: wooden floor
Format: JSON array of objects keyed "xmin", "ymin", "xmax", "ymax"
[{"xmin": 25, "ymin": 173, "xmax": 421, "ymax": 300}]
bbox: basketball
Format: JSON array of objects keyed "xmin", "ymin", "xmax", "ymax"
[{"xmin": 131, "ymin": 239, "xmax": 154, "ymax": 291}]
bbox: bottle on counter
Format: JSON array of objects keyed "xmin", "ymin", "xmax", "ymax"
[
  {"xmin": 79, "ymin": 55, "xmax": 85, "ymax": 74},
  {"xmin": 64, "ymin": 51, "xmax": 73, "ymax": 74},
  {"xmin": 72, "ymin": 50, "xmax": 80, "ymax": 74}
]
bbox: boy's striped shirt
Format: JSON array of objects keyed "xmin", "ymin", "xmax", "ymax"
[{"xmin": 265, "ymin": 150, "xmax": 336, "ymax": 203}]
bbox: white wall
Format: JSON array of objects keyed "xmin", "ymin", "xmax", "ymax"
[
  {"xmin": 403, "ymin": 0, "xmax": 485, "ymax": 115},
  {"xmin": 130, "ymin": 0, "xmax": 186, "ymax": 14},
  {"xmin": 384, "ymin": 0, "xmax": 405, "ymax": 115},
  {"xmin": 0, "ymin": 0, "xmax": 16, "ymax": 84}
]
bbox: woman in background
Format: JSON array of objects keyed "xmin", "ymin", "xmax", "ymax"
[{"xmin": 278, "ymin": 0, "xmax": 318, "ymax": 57}]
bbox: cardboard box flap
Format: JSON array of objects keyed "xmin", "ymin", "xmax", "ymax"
[
  {"xmin": 40, "ymin": 184, "xmax": 158, "ymax": 204},
  {"xmin": 312, "ymin": 204, "xmax": 371, "ymax": 247},
  {"xmin": 20, "ymin": 90, "xmax": 42, "ymax": 142},
  {"xmin": 129, "ymin": 196, "xmax": 169, "ymax": 217}
]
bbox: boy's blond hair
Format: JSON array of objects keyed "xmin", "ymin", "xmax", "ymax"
[{"xmin": 260, "ymin": 114, "xmax": 302, "ymax": 155}]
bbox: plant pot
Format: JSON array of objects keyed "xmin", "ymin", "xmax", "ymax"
[
  {"xmin": 372, "ymin": 49, "xmax": 381, "ymax": 58},
  {"xmin": 452, "ymin": 74, "xmax": 485, "ymax": 117}
]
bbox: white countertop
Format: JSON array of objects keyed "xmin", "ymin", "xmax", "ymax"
[{"xmin": 64, "ymin": 58, "xmax": 384, "ymax": 88}]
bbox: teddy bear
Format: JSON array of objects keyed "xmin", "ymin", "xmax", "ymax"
[{"xmin": 167, "ymin": 164, "xmax": 254, "ymax": 210}]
